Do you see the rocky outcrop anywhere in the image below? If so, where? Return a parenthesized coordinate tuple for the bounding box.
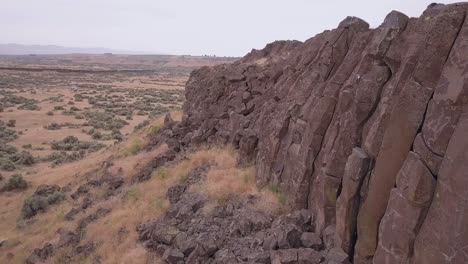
(138, 167, 349, 264)
(161, 2, 468, 263)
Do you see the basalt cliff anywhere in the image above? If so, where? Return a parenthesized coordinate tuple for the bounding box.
(156, 2, 468, 264)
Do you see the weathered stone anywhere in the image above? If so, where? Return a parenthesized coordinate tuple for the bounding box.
(300, 232, 323, 250)
(373, 152, 436, 263)
(355, 10, 464, 262)
(271, 248, 322, 264)
(412, 133, 443, 175)
(162, 248, 184, 264)
(327, 247, 350, 263)
(335, 148, 369, 254)
(412, 114, 468, 264)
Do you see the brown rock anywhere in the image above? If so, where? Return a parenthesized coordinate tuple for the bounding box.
(335, 148, 370, 254)
(412, 114, 468, 264)
(373, 152, 435, 263)
(162, 248, 185, 264)
(300, 232, 323, 250)
(271, 248, 322, 264)
(355, 10, 464, 262)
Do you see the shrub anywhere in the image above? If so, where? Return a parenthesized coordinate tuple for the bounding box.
(134, 120, 150, 131)
(83, 111, 128, 131)
(46, 111, 54, 116)
(92, 131, 103, 140)
(45, 123, 61, 130)
(18, 104, 40, 111)
(14, 151, 36, 166)
(54, 106, 65, 111)
(0, 159, 16, 171)
(151, 125, 161, 136)
(152, 167, 168, 180)
(1, 174, 27, 192)
(126, 139, 142, 156)
(7, 120, 16, 127)
(0, 121, 18, 142)
(70, 106, 81, 111)
(269, 185, 287, 206)
(22, 144, 32, 149)
(50, 136, 105, 153)
(41, 150, 87, 166)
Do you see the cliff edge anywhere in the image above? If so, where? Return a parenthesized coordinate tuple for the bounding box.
(166, 3, 468, 263)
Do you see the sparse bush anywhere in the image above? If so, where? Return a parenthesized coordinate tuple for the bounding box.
(92, 131, 103, 140)
(269, 185, 287, 206)
(134, 120, 150, 131)
(0, 120, 18, 142)
(21, 185, 65, 219)
(13, 151, 36, 166)
(18, 103, 40, 111)
(83, 111, 128, 131)
(46, 111, 54, 116)
(151, 125, 161, 136)
(45, 123, 61, 130)
(68, 101, 75, 105)
(152, 167, 168, 180)
(7, 120, 16, 127)
(1, 174, 27, 192)
(0, 159, 16, 171)
(50, 136, 105, 153)
(41, 150, 87, 166)
(54, 106, 65, 111)
(22, 144, 32, 149)
(70, 106, 81, 111)
(126, 139, 142, 156)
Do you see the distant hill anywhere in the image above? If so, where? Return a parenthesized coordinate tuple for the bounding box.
(0, 43, 151, 55)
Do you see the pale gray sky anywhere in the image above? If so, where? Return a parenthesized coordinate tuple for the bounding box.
(1, 0, 461, 56)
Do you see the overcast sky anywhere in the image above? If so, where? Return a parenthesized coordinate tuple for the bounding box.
(2, 0, 461, 56)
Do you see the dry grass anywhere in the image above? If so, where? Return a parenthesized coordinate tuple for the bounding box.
(0, 111, 280, 264)
(0, 114, 174, 263)
(81, 145, 283, 264)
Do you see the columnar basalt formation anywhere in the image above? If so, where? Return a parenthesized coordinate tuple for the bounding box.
(176, 3, 468, 263)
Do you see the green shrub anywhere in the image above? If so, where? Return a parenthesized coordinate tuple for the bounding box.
(126, 139, 142, 156)
(151, 125, 161, 136)
(1, 174, 27, 192)
(134, 120, 150, 131)
(269, 185, 287, 206)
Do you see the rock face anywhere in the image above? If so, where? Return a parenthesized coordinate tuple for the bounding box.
(164, 3, 468, 263)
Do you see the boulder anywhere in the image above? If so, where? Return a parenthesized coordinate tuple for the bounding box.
(300, 232, 323, 250)
(162, 248, 185, 264)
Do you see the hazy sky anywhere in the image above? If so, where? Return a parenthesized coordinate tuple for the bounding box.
(2, 0, 461, 56)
